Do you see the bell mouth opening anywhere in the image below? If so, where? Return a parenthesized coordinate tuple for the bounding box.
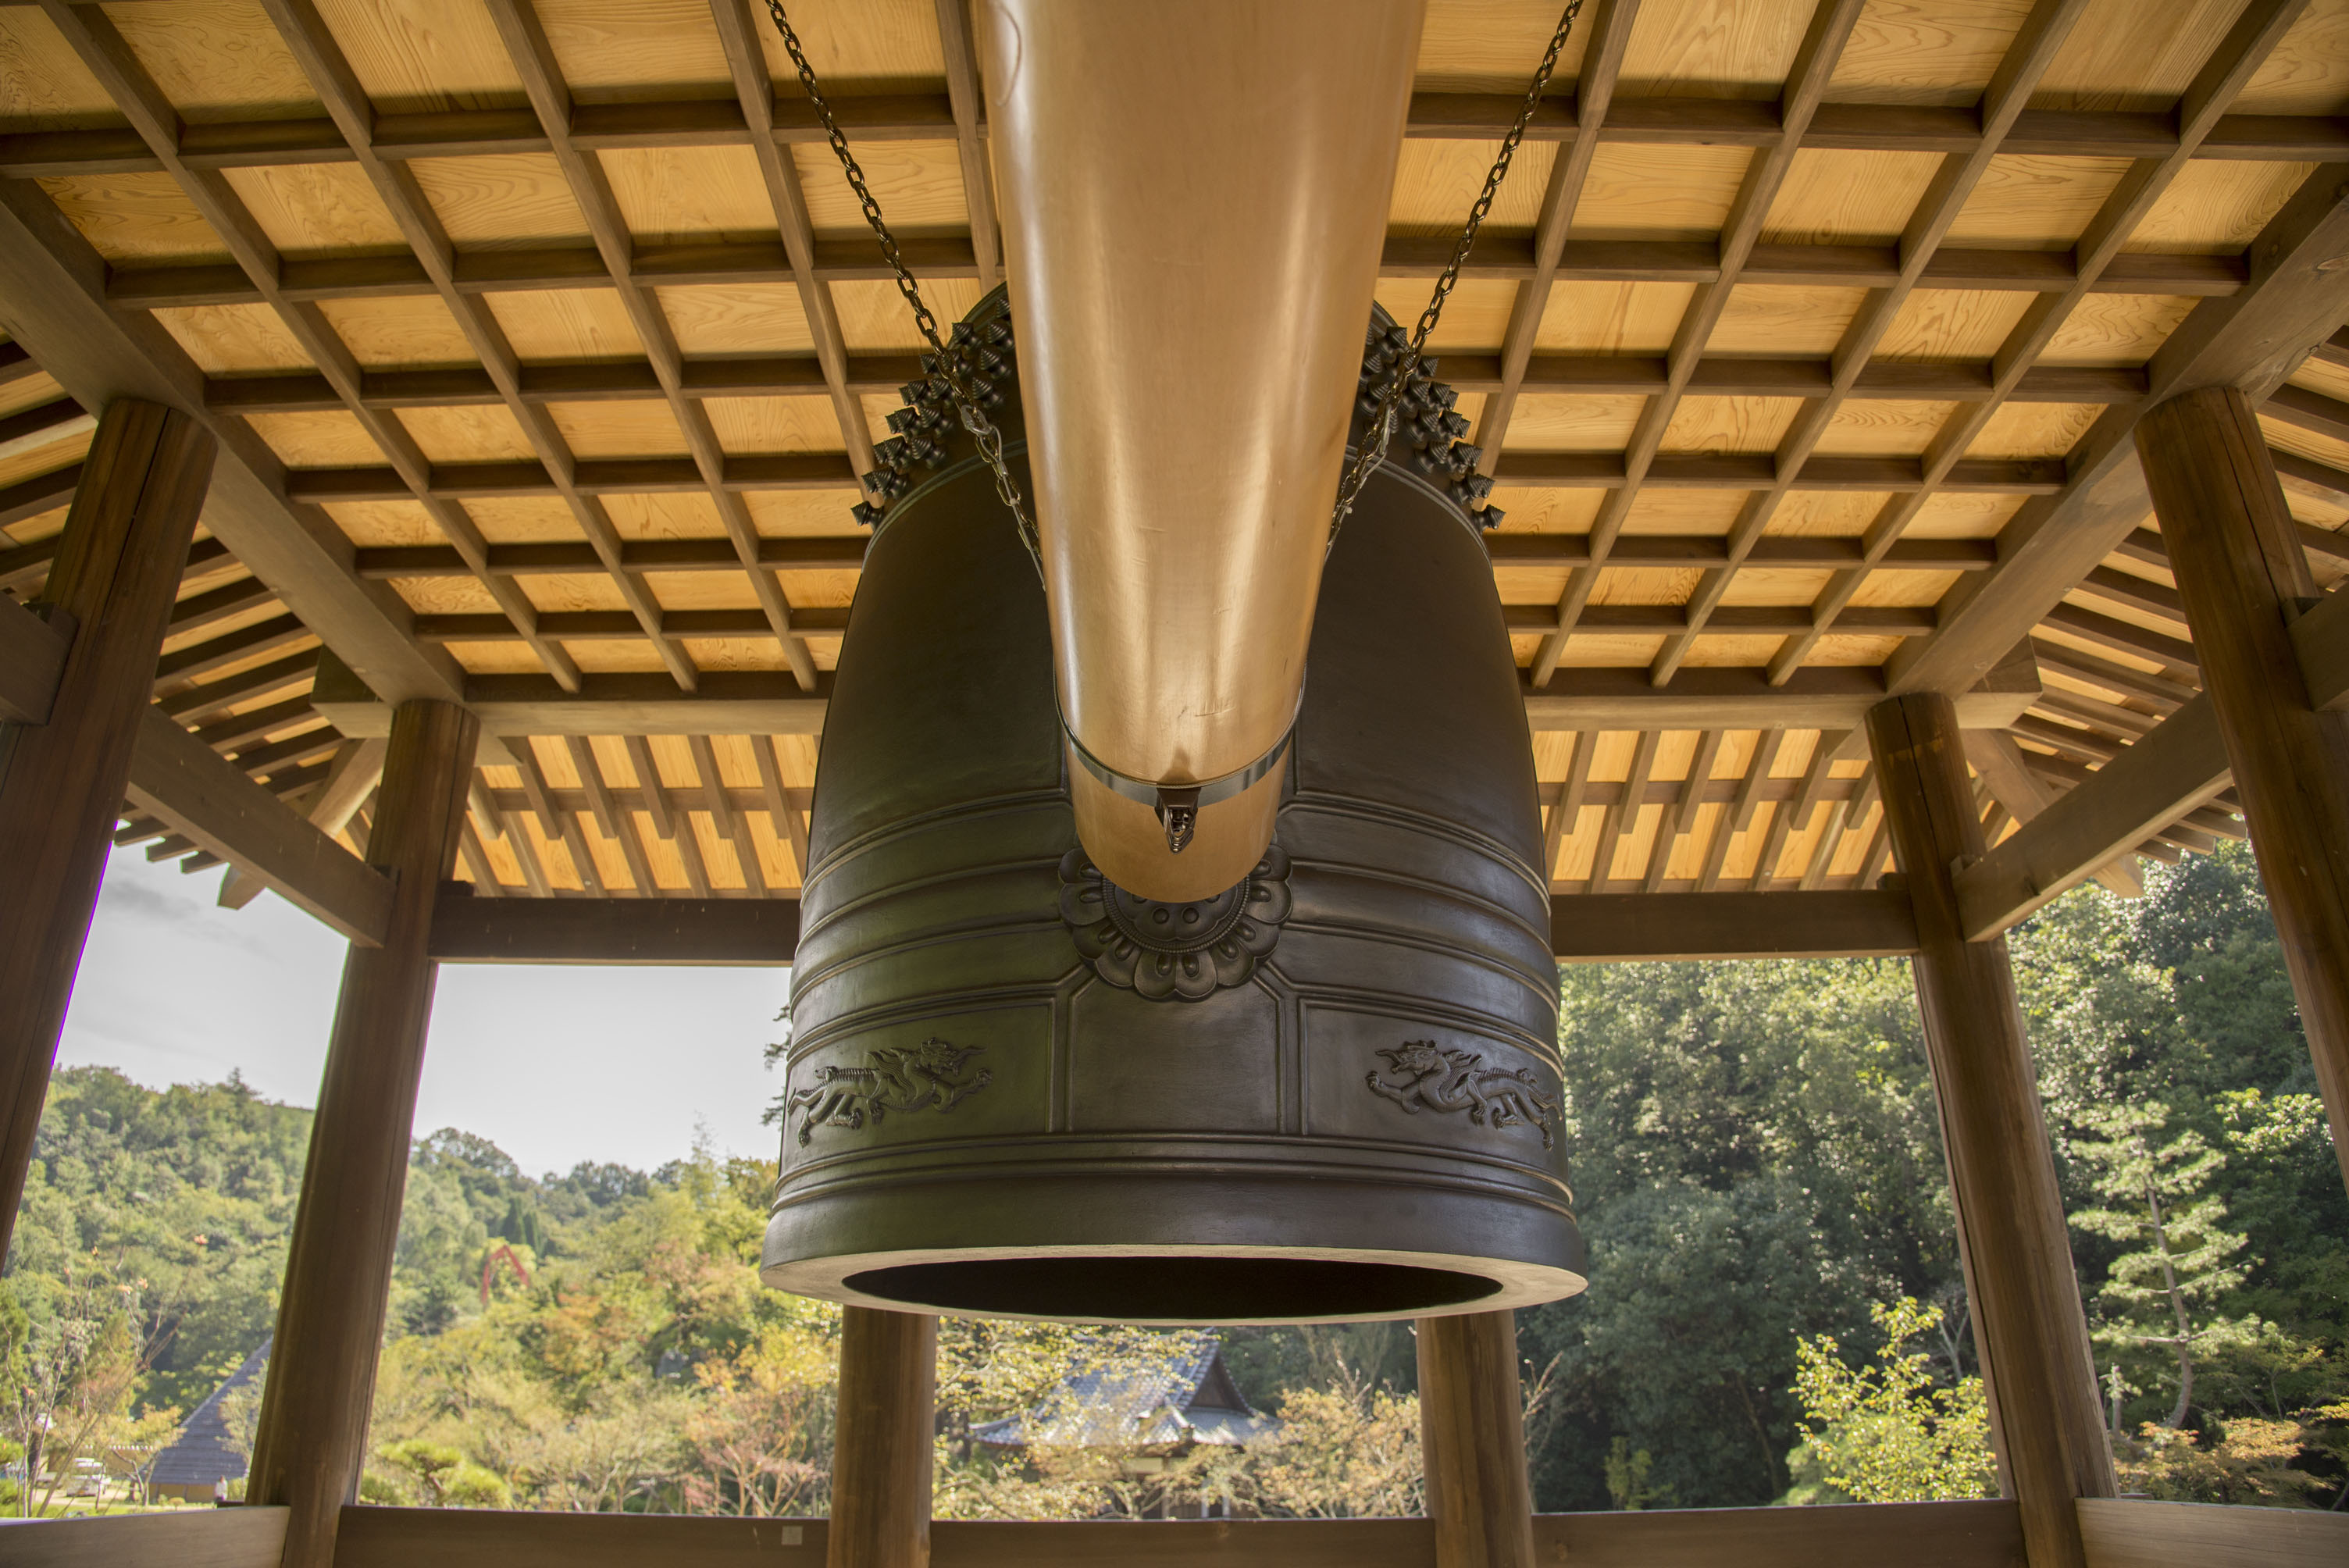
(844, 1256, 1501, 1322)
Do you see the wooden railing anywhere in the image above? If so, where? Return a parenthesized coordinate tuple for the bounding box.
(2, 1495, 2340, 1567)
(2077, 1498, 2349, 1568)
(0, 1504, 287, 1567)
(330, 1502, 2025, 1566)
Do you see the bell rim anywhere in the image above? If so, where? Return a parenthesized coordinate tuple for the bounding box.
(759, 1241, 1588, 1326)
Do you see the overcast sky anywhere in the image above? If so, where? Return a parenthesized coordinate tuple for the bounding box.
(56, 846, 790, 1178)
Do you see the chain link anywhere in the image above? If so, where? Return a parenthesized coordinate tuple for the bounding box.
(764, 0, 1044, 579)
(1329, 0, 1584, 551)
(767, 0, 1580, 571)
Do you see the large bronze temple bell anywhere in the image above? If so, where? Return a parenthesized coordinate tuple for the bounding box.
(761, 296, 1584, 1324)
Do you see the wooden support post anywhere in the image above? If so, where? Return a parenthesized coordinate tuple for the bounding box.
(245, 699, 479, 1568)
(829, 1306, 935, 1568)
(1867, 693, 2116, 1568)
(2137, 387, 2349, 1195)
(1417, 1309, 1535, 1568)
(0, 399, 213, 1256)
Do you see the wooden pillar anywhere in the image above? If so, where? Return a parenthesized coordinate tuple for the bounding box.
(1868, 693, 2115, 1568)
(2137, 386, 2349, 1196)
(0, 400, 214, 1256)
(829, 1306, 935, 1568)
(246, 699, 479, 1568)
(1417, 1309, 1535, 1568)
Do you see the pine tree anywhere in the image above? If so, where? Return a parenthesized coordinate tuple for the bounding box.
(2069, 1105, 2251, 1430)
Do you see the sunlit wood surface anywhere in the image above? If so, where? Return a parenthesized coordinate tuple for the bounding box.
(6, 0, 2349, 905)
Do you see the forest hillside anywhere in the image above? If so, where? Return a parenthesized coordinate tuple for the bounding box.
(2, 843, 2342, 1516)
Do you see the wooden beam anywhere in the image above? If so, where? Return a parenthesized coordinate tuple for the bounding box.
(829, 1307, 935, 1568)
(0, 1506, 290, 1568)
(1891, 161, 2349, 699)
(0, 178, 465, 707)
(2075, 1498, 2349, 1568)
(312, 655, 2037, 741)
(1419, 1310, 1537, 1568)
(1962, 730, 2143, 899)
(90, 235, 2247, 309)
(0, 398, 214, 1263)
(1525, 649, 2039, 732)
(125, 706, 393, 943)
(248, 700, 479, 1568)
(1766, 0, 2308, 682)
(1959, 700, 2231, 939)
(428, 890, 799, 963)
(7, 89, 2348, 172)
(310, 652, 833, 739)
(2140, 387, 2349, 1195)
(327, 1497, 2027, 1568)
(1552, 889, 1917, 960)
(0, 596, 69, 723)
(2291, 569, 2349, 709)
(1962, 576, 2349, 939)
(1869, 694, 2117, 1568)
(219, 735, 385, 910)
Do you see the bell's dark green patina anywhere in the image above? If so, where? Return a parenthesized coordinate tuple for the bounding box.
(761, 294, 1584, 1324)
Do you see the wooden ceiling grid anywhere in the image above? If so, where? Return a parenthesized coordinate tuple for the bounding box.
(3, 0, 2348, 903)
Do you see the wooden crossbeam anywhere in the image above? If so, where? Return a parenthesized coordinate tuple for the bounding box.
(9, 91, 2345, 175)
(34, 0, 586, 693)
(257, 0, 701, 692)
(1959, 585, 2349, 935)
(0, 180, 464, 710)
(1559, 889, 1919, 961)
(97, 239, 2247, 311)
(265, 451, 2063, 503)
(1959, 697, 2231, 938)
(481, 0, 822, 688)
(1766, 0, 2309, 683)
(422, 886, 1915, 965)
(347, 532, 1990, 581)
(312, 652, 2037, 742)
(198, 355, 2146, 414)
(0, 598, 69, 725)
(1530, 0, 1874, 679)
(123, 705, 393, 943)
(428, 890, 800, 963)
(1892, 160, 2349, 699)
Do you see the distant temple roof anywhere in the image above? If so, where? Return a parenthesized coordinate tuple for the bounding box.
(973, 1333, 1278, 1449)
(151, 1340, 268, 1488)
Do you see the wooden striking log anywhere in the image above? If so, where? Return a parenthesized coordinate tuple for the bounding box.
(1867, 693, 2116, 1568)
(829, 1307, 936, 1568)
(245, 699, 479, 1568)
(0, 398, 214, 1260)
(1417, 1310, 1536, 1568)
(2137, 387, 2349, 1193)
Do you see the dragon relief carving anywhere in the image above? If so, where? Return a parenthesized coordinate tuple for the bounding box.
(1367, 1041, 1559, 1148)
(788, 1037, 991, 1146)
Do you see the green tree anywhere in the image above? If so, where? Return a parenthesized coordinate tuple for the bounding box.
(1785, 1297, 1994, 1504)
(2069, 1105, 2251, 1430)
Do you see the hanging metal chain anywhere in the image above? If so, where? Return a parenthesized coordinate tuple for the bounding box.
(764, 0, 1044, 579)
(1328, 0, 1584, 551)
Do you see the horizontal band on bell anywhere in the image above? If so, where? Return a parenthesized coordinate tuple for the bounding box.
(1057, 704, 1297, 812)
